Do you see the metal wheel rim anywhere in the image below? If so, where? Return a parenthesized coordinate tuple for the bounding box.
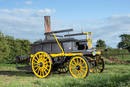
(32, 52, 52, 78)
(69, 56, 88, 78)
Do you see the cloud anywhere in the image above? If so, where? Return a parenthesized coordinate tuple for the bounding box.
(86, 15, 130, 47)
(0, 9, 11, 13)
(0, 8, 129, 48)
(25, 1, 32, 5)
(36, 8, 56, 16)
(61, 15, 130, 48)
(0, 8, 56, 17)
(0, 14, 43, 41)
(0, 8, 56, 42)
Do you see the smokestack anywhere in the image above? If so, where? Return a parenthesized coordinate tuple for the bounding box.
(44, 16, 51, 33)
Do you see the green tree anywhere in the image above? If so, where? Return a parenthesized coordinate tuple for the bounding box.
(118, 34, 130, 52)
(5, 36, 19, 63)
(5, 37, 31, 63)
(0, 32, 10, 63)
(96, 39, 106, 49)
(0, 32, 31, 63)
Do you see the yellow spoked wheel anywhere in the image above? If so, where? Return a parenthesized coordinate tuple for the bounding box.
(32, 52, 52, 78)
(90, 57, 105, 73)
(69, 56, 89, 78)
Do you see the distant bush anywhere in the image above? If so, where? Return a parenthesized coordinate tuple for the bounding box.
(104, 48, 129, 54)
(102, 48, 129, 58)
(0, 32, 31, 64)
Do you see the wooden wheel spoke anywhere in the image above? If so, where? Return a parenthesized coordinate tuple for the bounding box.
(33, 62, 38, 65)
(44, 69, 48, 75)
(34, 66, 39, 70)
(42, 69, 44, 76)
(34, 58, 38, 62)
(36, 55, 39, 59)
(77, 71, 81, 78)
(71, 68, 77, 71)
(37, 68, 40, 74)
(45, 64, 50, 68)
(38, 54, 42, 59)
(71, 62, 76, 66)
(75, 70, 79, 75)
(77, 58, 79, 64)
(44, 67, 49, 71)
(71, 70, 76, 74)
(72, 60, 77, 65)
(79, 60, 84, 66)
(81, 62, 85, 66)
(79, 59, 82, 64)
(44, 61, 49, 64)
(70, 65, 76, 69)
(42, 58, 47, 62)
(80, 70, 84, 76)
(81, 64, 87, 68)
(33, 64, 39, 67)
(39, 69, 42, 76)
(34, 67, 39, 72)
(81, 68, 86, 72)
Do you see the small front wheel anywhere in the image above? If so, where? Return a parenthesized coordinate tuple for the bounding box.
(69, 55, 89, 78)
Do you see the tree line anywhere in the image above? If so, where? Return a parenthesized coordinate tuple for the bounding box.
(96, 34, 130, 52)
(0, 32, 31, 63)
(96, 34, 130, 57)
(0, 31, 129, 63)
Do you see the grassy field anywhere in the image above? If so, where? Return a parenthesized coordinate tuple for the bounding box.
(114, 55, 130, 61)
(0, 64, 130, 87)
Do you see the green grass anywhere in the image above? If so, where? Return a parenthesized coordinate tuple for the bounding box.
(0, 64, 130, 87)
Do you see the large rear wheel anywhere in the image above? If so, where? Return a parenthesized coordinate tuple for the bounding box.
(32, 52, 52, 78)
(69, 55, 89, 78)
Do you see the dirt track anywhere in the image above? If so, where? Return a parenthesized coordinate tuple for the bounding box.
(104, 57, 130, 64)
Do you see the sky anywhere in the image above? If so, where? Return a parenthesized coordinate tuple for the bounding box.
(0, 0, 130, 48)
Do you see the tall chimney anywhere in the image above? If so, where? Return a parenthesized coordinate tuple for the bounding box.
(44, 16, 51, 33)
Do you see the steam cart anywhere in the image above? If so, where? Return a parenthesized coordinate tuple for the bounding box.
(16, 16, 104, 79)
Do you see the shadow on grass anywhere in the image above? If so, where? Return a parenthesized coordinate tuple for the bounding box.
(0, 70, 34, 77)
